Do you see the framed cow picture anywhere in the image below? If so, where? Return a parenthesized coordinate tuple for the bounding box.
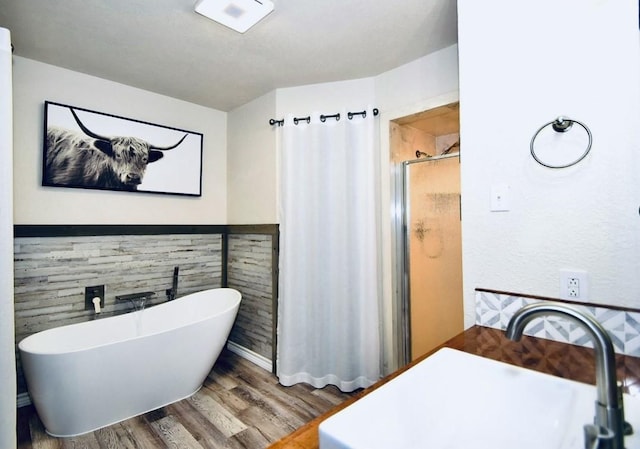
(42, 101, 203, 196)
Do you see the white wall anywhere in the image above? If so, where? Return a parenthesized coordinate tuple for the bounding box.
(276, 77, 376, 117)
(375, 45, 459, 113)
(227, 77, 376, 224)
(227, 90, 277, 224)
(0, 27, 16, 449)
(13, 57, 227, 224)
(458, 0, 640, 327)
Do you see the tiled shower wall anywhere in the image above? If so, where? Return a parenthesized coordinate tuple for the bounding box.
(13, 227, 277, 397)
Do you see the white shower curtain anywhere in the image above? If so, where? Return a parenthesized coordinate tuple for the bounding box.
(277, 108, 381, 392)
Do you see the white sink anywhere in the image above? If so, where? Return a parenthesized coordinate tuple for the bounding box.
(319, 348, 640, 449)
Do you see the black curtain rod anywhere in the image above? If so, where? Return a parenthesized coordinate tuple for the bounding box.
(269, 108, 379, 126)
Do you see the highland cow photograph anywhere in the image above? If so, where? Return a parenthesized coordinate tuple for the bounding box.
(42, 101, 203, 196)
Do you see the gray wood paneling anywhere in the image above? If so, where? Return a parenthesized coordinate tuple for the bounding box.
(227, 235, 274, 361)
(13, 226, 280, 397)
(14, 233, 223, 394)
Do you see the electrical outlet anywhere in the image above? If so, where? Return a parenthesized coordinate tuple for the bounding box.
(567, 277, 580, 297)
(567, 278, 579, 288)
(567, 285, 579, 298)
(560, 270, 588, 301)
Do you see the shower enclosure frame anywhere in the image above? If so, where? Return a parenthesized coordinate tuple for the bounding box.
(393, 152, 460, 366)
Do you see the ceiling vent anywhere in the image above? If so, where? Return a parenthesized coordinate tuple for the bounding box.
(194, 0, 274, 33)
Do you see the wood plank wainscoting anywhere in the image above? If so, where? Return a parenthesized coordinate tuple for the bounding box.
(14, 224, 292, 447)
(14, 224, 279, 404)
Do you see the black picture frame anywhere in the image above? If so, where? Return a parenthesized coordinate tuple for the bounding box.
(42, 101, 203, 197)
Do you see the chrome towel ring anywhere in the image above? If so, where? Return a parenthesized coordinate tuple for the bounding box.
(530, 116, 592, 169)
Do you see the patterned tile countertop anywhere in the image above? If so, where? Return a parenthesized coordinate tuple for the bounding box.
(447, 326, 640, 396)
(268, 326, 640, 449)
(476, 291, 640, 357)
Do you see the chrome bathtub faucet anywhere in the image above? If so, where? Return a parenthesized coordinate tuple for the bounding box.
(505, 302, 632, 449)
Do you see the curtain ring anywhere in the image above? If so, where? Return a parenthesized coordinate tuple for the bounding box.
(320, 113, 340, 123)
(293, 116, 311, 125)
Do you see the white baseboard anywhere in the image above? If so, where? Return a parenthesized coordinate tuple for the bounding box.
(17, 392, 31, 408)
(226, 341, 273, 372)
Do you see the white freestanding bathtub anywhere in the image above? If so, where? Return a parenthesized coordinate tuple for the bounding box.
(18, 288, 241, 437)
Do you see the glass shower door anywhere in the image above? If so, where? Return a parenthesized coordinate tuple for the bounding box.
(404, 154, 463, 361)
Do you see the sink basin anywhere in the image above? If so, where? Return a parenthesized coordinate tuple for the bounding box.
(319, 348, 640, 449)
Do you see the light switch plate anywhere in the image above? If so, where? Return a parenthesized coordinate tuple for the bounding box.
(491, 184, 510, 211)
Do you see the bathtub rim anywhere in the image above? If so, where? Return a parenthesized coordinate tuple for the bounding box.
(18, 287, 241, 356)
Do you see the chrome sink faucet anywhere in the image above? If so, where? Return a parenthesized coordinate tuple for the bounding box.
(506, 302, 631, 449)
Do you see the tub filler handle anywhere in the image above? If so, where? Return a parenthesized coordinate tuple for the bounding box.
(92, 297, 101, 314)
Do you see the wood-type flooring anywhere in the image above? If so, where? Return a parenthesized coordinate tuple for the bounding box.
(17, 349, 357, 449)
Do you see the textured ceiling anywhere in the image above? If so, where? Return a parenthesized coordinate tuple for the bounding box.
(0, 0, 458, 112)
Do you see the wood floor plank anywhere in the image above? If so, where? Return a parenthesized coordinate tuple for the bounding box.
(267, 383, 326, 415)
(233, 383, 307, 430)
(284, 384, 344, 417)
(118, 415, 167, 449)
(149, 416, 206, 449)
(237, 406, 296, 443)
(311, 385, 354, 407)
(29, 413, 63, 449)
(60, 432, 101, 449)
(166, 399, 230, 449)
(189, 389, 249, 438)
(210, 369, 240, 390)
(201, 382, 251, 415)
(237, 378, 320, 424)
(209, 357, 240, 381)
(93, 425, 130, 449)
(230, 427, 271, 449)
(19, 349, 356, 449)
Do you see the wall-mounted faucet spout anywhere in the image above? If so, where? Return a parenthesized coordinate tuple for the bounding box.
(506, 302, 630, 449)
(115, 291, 155, 311)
